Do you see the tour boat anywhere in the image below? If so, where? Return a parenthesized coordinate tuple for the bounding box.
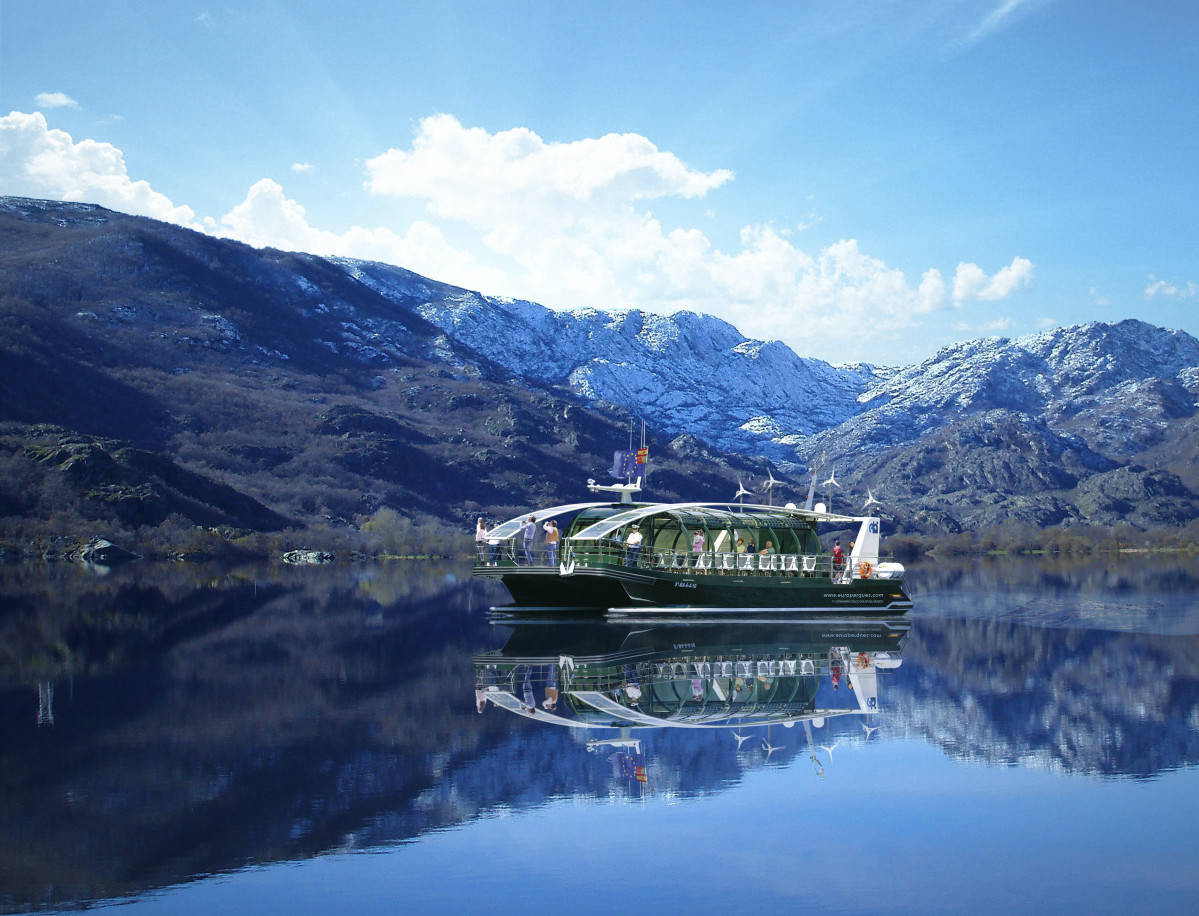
(473, 454, 913, 614)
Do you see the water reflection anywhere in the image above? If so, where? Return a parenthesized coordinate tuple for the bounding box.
(475, 616, 909, 782)
(0, 558, 1196, 912)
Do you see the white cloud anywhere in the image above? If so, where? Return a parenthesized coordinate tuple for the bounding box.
(1088, 286, 1110, 306)
(952, 257, 1033, 302)
(0, 110, 1036, 360)
(213, 178, 509, 293)
(1144, 274, 1197, 299)
(291, 162, 314, 174)
(0, 111, 197, 225)
(35, 92, 80, 110)
(967, 0, 1051, 44)
(360, 115, 1033, 351)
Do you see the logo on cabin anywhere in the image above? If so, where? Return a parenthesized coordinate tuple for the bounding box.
(869, 520, 879, 533)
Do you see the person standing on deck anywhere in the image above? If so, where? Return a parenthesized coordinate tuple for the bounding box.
(625, 525, 643, 566)
(520, 515, 536, 565)
(475, 518, 488, 563)
(832, 538, 844, 581)
(543, 519, 559, 565)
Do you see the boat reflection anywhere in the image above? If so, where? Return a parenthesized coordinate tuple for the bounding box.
(475, 615, 908, 773)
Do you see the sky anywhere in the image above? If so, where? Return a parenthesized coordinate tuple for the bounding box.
(1, 1, 1196, 365)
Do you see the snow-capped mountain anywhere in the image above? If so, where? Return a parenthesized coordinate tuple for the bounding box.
(337, 257, 884, 460)
(337, 257, 1199, 475)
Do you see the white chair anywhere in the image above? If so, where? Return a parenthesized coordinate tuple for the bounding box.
(781, 659, 796, 675)
(694, 661, 711, 678)
(800, 659, 816, 675)
(736, 660, 753, 678)
(718, 553, 736, 572)
(696, 553, 712, 572)
(672, 553, 688, 570)
(737, 553, 755, 572)
(782, 554, 799, 575)
(802, 555, 817, 574)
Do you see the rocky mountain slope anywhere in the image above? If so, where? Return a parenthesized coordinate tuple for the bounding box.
(1, 195, 1196, 548)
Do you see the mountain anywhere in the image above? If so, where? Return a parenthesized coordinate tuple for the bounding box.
(0, 197, 769, 555)
(0, 195, 1196, 552)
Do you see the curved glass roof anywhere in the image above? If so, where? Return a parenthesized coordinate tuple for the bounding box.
(569, 502, 860, 541)
(484, 502, 611, 540)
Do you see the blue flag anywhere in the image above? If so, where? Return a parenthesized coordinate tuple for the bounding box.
(609, 449, 636, 478)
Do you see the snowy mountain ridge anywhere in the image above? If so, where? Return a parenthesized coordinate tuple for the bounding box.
(336, 258, 1199, 477)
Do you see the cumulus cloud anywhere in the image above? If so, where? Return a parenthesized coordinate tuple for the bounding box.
(213, 178, 510, 293)
(291, 162, 314, 174)
(357, 115, 1034, 350)
(0, 110, 1035, 358)
(0, 111, 196, 225)
(35, 92, 80, 110)
(952, 256, 1033, 302)
(1144, 274, 1197, 299)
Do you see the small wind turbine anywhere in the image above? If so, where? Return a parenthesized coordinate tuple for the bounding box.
(863, 487, 882, 510)
(819, 738, 843, 761)
(822, 468, 841, 513)
(732, 728, 753, 750)
(861, 720, 880, 740)
(734, 479, 754, 507)
(761, 725, 784, 760)
(762, 468, 780, 507)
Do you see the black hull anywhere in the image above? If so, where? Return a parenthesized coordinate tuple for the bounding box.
(476, 563, 913, 613)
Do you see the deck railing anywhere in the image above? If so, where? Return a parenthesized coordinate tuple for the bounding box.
(476, 538, 900, 582)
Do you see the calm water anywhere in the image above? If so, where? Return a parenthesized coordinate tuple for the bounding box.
(1, 555, 1196, 914)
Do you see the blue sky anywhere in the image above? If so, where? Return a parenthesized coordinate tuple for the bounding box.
(2, 0, 1196, 364)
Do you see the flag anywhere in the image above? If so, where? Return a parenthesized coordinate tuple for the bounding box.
(609, 449, 636, 478)
(609, 447, 649, 480)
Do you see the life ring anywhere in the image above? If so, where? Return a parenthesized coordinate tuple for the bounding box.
(856, 653, 870, 669)
(858, 561, 873, 579)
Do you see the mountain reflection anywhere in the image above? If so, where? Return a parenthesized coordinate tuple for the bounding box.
(0, 559, 1196, 911)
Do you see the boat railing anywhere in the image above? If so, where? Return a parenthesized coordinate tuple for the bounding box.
(474, 537, 902, 582)
(477, 651, 858, 694)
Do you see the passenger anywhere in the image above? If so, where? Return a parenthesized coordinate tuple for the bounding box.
(475, 517, 488, 563)
(735, 537, 746, 554)
(520, 515, 536, 565)
(543, 519, 559, 565)
(521, 666, 537, 713)
(543, 665, 559, 711)
(692, 529, 705, 552)
(759, 540, 776, 556)
(625, 524, 643, 566)
(832, 538, 844, 581)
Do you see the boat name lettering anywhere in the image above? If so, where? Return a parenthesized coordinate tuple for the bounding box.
(674, 581, 698, 589)
(673, 643, 696, 650)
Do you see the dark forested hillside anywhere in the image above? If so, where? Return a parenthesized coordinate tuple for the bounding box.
(0, 198, 766, 557)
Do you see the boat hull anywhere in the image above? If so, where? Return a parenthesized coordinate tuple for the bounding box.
(477, 563, 913, 613)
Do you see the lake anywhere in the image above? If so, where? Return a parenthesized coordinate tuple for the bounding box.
(1, 554, 1196, 914)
